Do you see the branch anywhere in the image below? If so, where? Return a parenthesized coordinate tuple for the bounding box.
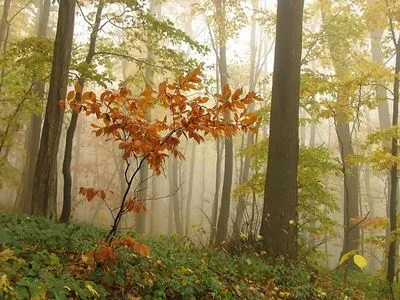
(77, 0, 94, 30)
(301, 8, 343, 66)
(384, 0, 398, 48)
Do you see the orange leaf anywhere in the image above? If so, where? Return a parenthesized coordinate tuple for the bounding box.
(67, 91, 75, 101)
(222, 84, 231, 99)
(234, 101, 245, 109)
(86, 189, 95, 201)
(232, 88, 243, 101)
(197, 97, 208, 104)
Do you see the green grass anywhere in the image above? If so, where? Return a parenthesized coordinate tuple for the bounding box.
(0, 211, 393, 299)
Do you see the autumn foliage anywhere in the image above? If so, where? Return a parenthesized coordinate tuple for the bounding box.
(62, 67, 261, 248)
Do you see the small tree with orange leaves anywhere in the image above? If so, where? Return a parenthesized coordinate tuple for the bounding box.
(63, 67, 260, 247)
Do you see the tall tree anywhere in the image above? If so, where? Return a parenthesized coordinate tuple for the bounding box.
(385, 0, 400, 293)
(319, 0, 360, 259)
(260, 0, 304, 258)
(61, 0, 105, 223)
(234, 0, 258, 237)
(32, 0, 76, 217)
(18, 0, 51, 214)
(215, 0, 232, 245)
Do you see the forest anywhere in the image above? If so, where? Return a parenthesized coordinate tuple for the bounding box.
(0, 0, 400, 299)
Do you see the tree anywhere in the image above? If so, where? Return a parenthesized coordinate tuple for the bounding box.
(18, 0, 51, 214)
(32, 0, 76, 217)
(0, 0, 11, 52)
(66, 68, 259, 242)
(318, 0, 361, 260)
(260, 0, 304, 258)
(60, 0, 105, 223)
(214, 0, 233, 246)
(234, 0, 259, 238)
(384, 0, 400, 294)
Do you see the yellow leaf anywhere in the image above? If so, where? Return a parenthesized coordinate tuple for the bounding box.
(0, 248, 14, 262)
(86, 284, 100, 297)
(353, 254, 367, 270)
(338, 250, 357, 265)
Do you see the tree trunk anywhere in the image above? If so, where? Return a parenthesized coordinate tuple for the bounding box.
(387, 36, 400, 296)
(336, 121, 360, 257)
(172, 156, 183, 237)
(32, 0, 76, 217)
(320, 0, 361, 259)
(0, 0, 11, 52)
(209, 139, 222, 245)
(16, 0, 51, 214)
(60, 0, 104, 223)
(215, 0, 233, 245)
(259, 0, 304, 259)
(234, 0, 258, 238)
(309, 122, 316, 147)
(185, 142, 196, 235)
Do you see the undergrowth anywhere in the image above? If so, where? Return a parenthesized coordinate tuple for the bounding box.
(0, 212, 393, 299)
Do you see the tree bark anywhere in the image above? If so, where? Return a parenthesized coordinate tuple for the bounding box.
(32, 0, 76, 217)
(260, 0, 304, 259)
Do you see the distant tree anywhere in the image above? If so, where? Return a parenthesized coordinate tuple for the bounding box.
(0, 0, 11, 52)
(260, 0, 304, 258)
(215, 0, 233, 246)
(17, 0, 51, 214)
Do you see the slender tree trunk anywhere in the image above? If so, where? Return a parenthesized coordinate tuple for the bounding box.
(320, 0, 361, 259)
(260, 0, 304, 259)
(185, 142, 196, 235)
(215, 0, 233, 245)
(387, 36, 400, 297)
(60, 0, 104, 223)
(234, 0, 258, 238)
(336, 120, 360, 258)
(135, 0, 160, 234)
(32, 0, 76, 217)
(0, 0, 11, 52)
(309, 122, 316, 147)
(209, 139, 222, 245)
(172, 156, 183, 237)
(16, 0, 51, 214)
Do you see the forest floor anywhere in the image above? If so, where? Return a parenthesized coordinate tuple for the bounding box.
(0, 211, 394, 299)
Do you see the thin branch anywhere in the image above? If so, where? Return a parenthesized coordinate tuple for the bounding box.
(77, 0, 94, 29)
(301, 8, 343, 66)
(384, 0, 398, 48)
